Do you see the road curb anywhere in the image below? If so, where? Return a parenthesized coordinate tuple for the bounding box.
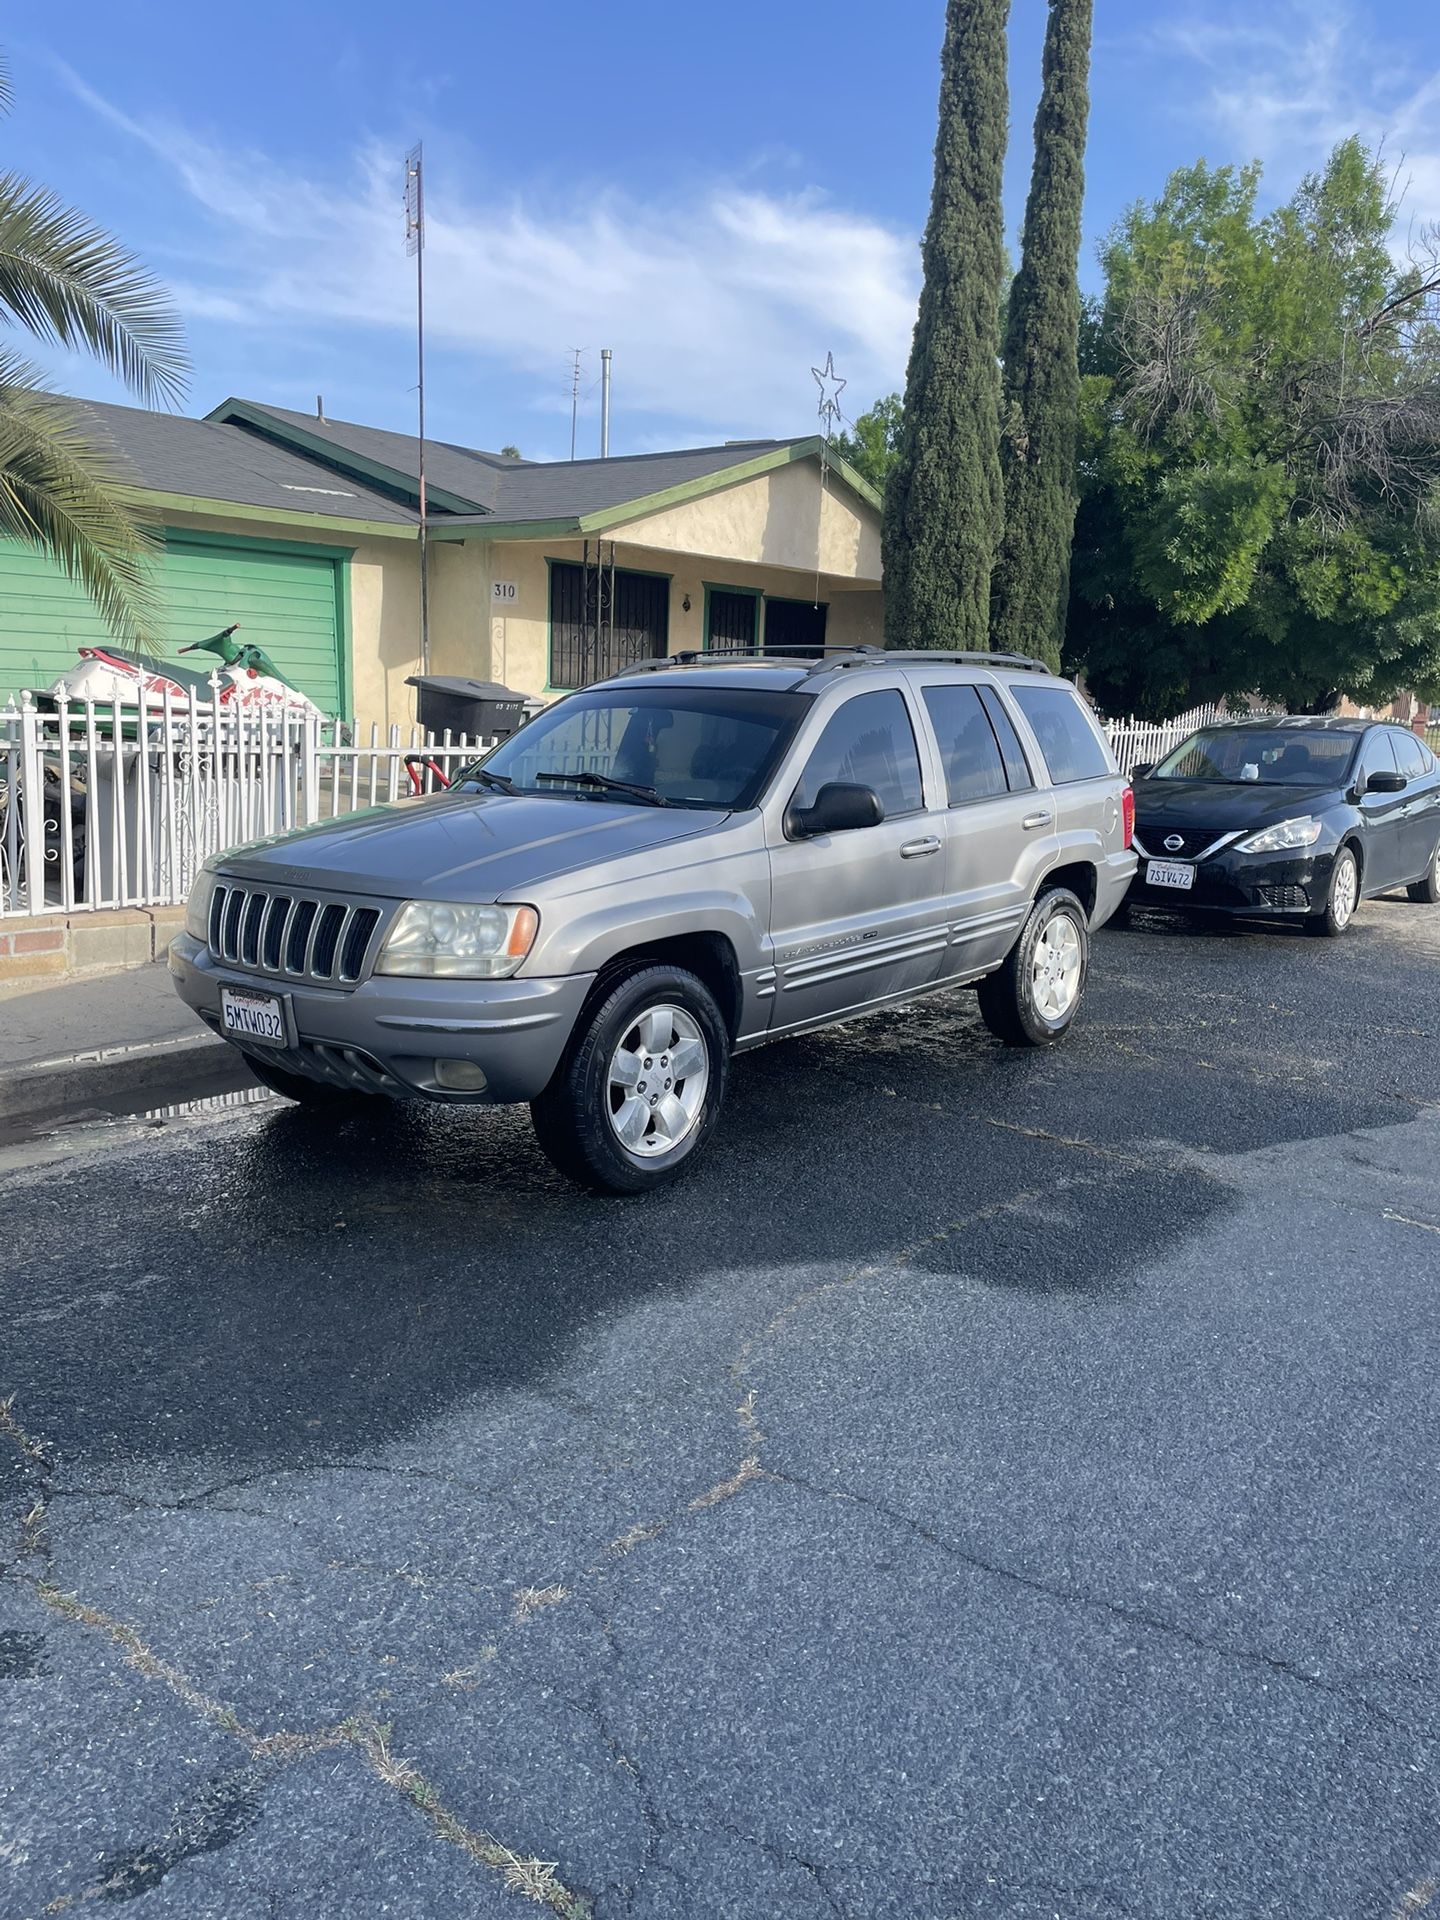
(0, 1031, 234, 1122)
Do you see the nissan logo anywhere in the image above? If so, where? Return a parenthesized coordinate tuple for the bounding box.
(1164, 834, 1185, 852)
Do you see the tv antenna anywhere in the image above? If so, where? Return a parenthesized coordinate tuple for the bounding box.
(568, 349, 584, 461)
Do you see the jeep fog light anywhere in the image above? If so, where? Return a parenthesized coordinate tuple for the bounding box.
(435, 1059, 488, 1091)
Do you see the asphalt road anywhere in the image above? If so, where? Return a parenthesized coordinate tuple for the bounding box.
(2, 895, 1439, 1920)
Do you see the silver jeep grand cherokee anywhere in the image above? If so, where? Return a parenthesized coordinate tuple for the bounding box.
(171, 649, 1136, 1192)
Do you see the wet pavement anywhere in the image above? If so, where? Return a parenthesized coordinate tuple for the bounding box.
(2, 897, 1439, 1919)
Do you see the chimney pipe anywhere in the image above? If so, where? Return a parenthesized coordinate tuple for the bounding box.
(316, 394, 326, 422)
(600, 348, 612, 458)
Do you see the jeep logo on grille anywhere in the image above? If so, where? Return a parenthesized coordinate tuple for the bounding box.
(1164, 834, 1185, 852)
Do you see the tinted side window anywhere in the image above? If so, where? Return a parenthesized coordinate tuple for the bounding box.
(1361, 731, 1398, 779)
(1391, 730, 1426, 779)
(978, 687, 1034, 792)
(922, 685, 1007, 804)
(1010, 685, 1112, 784)
(792, 690, 924, 818)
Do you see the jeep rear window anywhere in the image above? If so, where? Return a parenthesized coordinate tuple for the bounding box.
(468, 685, 809, 810)
(1010, 685, 1113, 784)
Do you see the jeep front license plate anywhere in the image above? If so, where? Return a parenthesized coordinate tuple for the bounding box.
(1147, 859, 1195, 891)
(220, 985, 287, 1045)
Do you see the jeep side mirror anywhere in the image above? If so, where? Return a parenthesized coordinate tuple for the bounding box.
(1365, 769, 1407, 794)
(787, 781, 885, 838)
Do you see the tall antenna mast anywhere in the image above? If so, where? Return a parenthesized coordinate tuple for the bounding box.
(568, 349, 583, 461)
(405, 142, 429, 674)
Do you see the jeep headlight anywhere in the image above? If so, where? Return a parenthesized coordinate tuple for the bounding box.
(1236, 817, 1324, 854)
(185, 866, 218, 941)
(376, 901, 539, 979)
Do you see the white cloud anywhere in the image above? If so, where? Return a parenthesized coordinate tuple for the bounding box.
(1141, 1, 1440, 229)
(58, 65, 918, 445)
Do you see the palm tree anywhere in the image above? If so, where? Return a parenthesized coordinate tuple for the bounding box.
(0, 55, 187, 646)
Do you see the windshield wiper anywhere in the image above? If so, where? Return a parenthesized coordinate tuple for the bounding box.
(535, 770, 673, 807)
(456, 767, 515, 792)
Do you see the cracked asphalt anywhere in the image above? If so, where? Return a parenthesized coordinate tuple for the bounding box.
(2, 894, 1439, 1920)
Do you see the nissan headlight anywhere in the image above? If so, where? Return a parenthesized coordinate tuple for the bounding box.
(185, 866, 218, 940)
(1237, 817, 1323, 854)
(375, 901, 539, 978)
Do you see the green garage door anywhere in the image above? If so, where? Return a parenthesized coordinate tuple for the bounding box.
(0, 532, 349, 715)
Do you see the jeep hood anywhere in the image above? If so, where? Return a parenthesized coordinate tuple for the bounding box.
(215, 792, 718, 901)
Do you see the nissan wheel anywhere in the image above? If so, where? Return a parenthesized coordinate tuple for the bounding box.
(530, 964, 728, 1194)
(977, 886, 1090, 1047)
(1313, 844, 1360, 936)
(1406, 839, 1440, 906)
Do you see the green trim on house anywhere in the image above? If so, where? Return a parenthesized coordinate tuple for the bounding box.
(162, 527, 356, 562)
(207, 399, 484, 515)
(115, 485, 418, 541)
(428, 437, 884, 544)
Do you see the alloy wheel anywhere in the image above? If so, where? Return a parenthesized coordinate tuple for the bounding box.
(606, 1003, 709, 1157)
(1332, 853, 1358, 928)
(1031, 913, 1082, 1021)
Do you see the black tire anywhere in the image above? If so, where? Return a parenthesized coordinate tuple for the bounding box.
(977, 887, 1090, 1047)
(1312, 843, 1361, 937)
(1406, 839, 1440, 905)
(530, 964, 729, 1194)
(242, 1050, 376, 1107)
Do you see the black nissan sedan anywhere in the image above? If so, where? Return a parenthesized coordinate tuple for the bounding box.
(1127, 717, 1440, 934)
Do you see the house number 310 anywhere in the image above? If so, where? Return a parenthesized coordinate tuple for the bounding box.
(492, 580, 518, 602)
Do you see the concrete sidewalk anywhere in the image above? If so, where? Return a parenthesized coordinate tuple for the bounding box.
(0, 959, 229, 1121)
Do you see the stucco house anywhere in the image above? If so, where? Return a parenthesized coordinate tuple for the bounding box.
(0, 396, 884, 730)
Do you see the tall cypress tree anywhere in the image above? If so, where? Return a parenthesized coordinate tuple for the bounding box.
(882, 0, 1011, 651)
(991, 0, 1093, 668)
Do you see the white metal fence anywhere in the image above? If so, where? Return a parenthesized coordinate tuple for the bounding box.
(1103, 703, 1226, 776)
(1, 688, 494, 922)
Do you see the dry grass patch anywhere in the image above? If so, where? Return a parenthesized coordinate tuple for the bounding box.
(513, 1583, 570, 1623)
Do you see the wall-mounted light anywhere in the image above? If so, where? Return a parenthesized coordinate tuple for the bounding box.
(682, 593, 691, 613)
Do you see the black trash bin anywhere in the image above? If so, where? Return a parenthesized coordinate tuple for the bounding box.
(406, 675, 527, 741)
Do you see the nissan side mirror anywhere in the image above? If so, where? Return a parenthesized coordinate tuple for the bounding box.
(1365, 769, 1407, 794)
(1131, 762, 1154, 780)
(787, 781, 885, 838)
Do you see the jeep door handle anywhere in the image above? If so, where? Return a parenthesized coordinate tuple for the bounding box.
(1022, 810, 1054, 830)
(900, 835, 942, 858)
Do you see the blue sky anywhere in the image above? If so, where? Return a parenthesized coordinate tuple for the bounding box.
(10, 0, 1440, 461)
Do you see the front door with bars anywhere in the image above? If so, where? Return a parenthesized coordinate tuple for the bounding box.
(549, 546, 669, 688)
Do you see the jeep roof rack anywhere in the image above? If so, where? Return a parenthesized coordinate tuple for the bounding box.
(612, 645, 1053, 681)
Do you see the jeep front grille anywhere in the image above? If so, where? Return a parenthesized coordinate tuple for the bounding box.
(208, 882, 382, 986)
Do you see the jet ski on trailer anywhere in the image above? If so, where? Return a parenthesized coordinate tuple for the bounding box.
(38, 625, 328, 724)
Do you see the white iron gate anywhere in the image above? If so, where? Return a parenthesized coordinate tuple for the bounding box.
(1, 688, 493, 921)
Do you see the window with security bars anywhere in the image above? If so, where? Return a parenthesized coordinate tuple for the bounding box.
(548, 562, 669, 688)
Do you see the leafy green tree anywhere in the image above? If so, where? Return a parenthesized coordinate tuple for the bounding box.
(1068, 140, 1440, 715)
(832, 393, 903, 494)
(0, 56, 187, 645)
(991, 0, 1093, 669)
(883, 0, 1010, 650)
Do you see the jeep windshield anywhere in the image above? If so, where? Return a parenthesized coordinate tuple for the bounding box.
(455, 685, 809, 810)
(1151, 728, 1359, 785)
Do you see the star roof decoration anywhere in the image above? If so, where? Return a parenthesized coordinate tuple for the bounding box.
(811, 352, 847, 438)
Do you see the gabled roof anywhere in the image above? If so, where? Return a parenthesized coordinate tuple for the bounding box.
(69, 399, 419, 531)
(207, 397, 883, 535)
